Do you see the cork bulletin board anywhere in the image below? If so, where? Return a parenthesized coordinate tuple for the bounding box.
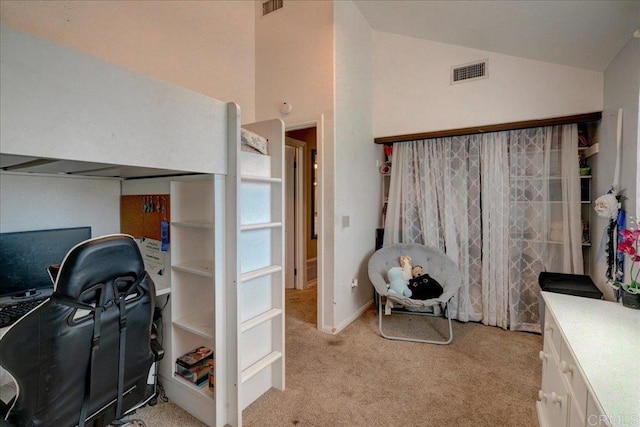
(120, 195, 170, 241)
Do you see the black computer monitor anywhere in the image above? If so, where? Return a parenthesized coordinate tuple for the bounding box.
(0, 227, 92, 299)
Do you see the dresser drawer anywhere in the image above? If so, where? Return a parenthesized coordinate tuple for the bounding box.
(539, 339, 569, 427)
(544, 307, 562, 356)
(560, 338, 588, 421)
(586, 392, 610, 426)
(539, 292, 640, 427)
(568, 394, 586, 427)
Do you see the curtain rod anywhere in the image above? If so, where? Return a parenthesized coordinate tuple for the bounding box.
(374, 111, 602, 145)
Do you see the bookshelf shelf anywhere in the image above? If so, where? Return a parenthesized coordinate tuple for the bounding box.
(155, 282, 172, 296)
(172, 220, 213, 229)
(173, 309, 214, 339)
(172, 260, 214, 278)
(172, 373, 215, 398)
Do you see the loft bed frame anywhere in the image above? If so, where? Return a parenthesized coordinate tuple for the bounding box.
(0, 24, 284, 427)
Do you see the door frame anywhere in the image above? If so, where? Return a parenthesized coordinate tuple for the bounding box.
(285, 138, 306, 290)
(286, 116, 323, 330)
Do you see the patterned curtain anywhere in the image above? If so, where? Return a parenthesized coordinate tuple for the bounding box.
(383, 125, 582, 332)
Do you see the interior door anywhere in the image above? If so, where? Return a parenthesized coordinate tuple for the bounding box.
(285, 145, 296, 289)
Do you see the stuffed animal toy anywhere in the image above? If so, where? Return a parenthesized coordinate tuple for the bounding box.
(387, 266, 412, 297)
(399, 255, 413, 281)
(411, 265, 424, 278)
(408, 266, 444, 300)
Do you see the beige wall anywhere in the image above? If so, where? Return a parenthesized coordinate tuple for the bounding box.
(373, 31, 604, 138)
(255, 1, 377, 333)
(0, 0, 256, 122)
(254, 1, 334, 124)
(333, 0, 376, 330)
(255, 0, 336, 331)
(592, 37, 640, 298)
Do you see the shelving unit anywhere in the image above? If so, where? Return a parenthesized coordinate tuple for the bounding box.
(578, 120, 600, 275)
(381, 172, 391, 228)
(0, 26, 286, 427)
(379, 145, 392, 230)
(165, 115, 284, 427)
(508, 124, 600, 275)
(168, 177, 217, 424)
(226, 117, 285, 425)
(165, 119, 284, 426)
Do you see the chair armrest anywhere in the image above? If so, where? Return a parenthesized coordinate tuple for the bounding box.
(435, 283, 461, 305)
(151, 338, 164, 362)
(0, 395, 16, 426)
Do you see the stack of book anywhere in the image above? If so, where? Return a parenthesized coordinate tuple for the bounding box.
(207, 358, 215, 393)
(175, 346, 214, 388)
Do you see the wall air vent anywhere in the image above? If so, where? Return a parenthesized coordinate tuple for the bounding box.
(262, 0, 283, 16)
(451, 60, 488, 84)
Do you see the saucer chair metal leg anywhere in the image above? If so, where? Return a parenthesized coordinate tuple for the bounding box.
(378, 298, 454, 345)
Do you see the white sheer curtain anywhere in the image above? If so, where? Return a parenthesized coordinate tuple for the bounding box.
(481, 132, 511, 329)
(384, 124, 582, 331)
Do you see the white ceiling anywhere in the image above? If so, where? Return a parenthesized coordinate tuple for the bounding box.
(353, 0, 640, 72)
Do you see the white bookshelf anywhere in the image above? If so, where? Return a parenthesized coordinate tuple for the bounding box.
(226, 117, 285, 425)
(168, 177, 217, 424)
(166, 113, 285, 427)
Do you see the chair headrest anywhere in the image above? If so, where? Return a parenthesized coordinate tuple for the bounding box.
(54, 234, 145, 300)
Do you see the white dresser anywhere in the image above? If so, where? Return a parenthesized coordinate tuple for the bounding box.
(537, 291, 640, 427)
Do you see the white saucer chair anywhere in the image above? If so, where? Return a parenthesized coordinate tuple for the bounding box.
(368, 243, 461, 344)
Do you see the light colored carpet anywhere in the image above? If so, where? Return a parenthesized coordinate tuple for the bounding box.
(129, 285, 543, 426)
(123, 400, 206, 427)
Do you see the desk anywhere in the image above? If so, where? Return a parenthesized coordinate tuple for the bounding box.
(537, 291, 640, 426)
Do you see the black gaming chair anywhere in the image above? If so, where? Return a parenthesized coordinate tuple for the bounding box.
(0, 234, 159, 427)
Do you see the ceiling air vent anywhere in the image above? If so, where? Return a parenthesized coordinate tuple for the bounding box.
(451, 60, 488, 84)
(262, 0, 283, 16)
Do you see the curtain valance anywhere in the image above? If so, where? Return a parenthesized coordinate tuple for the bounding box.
(374, 112, 601, 145)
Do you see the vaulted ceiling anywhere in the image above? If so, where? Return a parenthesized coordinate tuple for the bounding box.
(353, 0, 640, 72)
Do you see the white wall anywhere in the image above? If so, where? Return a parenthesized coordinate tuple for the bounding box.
(254, 1, 336, 331)
(254, 1, 334, 126)
(333, 2, 377, 330)
(1, 25, 229, 175)
(0, 0, 256, 123)
(373, 32, 604, 138)
(0, 173, 120, 236)
(255, 1, 377, 332)
(592, 37, 639, 298)
(0, 1, 254, 286)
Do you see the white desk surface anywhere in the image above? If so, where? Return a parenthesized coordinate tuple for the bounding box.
(542, 291, 640, 420)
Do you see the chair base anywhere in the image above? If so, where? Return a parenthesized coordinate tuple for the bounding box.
(378, 298, 454, 345)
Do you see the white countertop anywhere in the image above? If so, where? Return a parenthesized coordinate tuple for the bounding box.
(542, 291, 640, 419)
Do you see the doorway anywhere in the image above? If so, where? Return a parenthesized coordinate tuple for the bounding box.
(285, 141, 304, 290)
(284, 126, 318, 326)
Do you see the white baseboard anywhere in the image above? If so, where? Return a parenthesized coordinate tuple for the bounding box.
(330, 299, 373, 335)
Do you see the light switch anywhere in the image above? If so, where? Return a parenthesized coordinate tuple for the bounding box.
(342, 215, 350, 227)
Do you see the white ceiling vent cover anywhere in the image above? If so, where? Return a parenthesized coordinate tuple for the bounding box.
(451, 60, 488, 84)
(262, 0, 283, 16)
